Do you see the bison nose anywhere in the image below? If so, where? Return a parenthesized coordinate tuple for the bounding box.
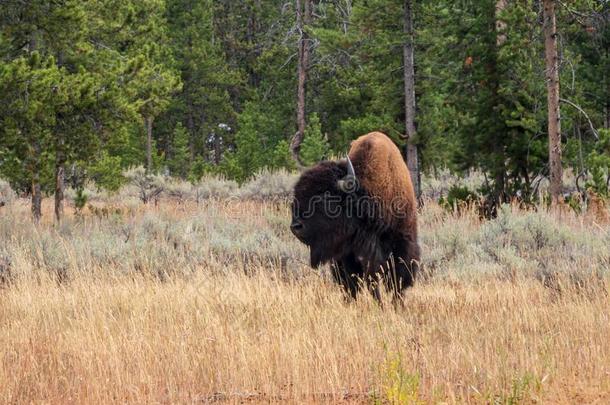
(290, 219, 304, 234)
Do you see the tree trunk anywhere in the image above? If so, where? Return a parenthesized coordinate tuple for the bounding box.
(31, 143, 42, 223)
(495, 0, 508, 46)
(290, 0, 312, 164)
(214, 133, 222, 165)
(32, 180, 42, 223)
(490, 0, 509, 202)
(403, 0, 420, 200)
(185, 87, 196, 163)
(604, 73, 610, 129)
(28, 34, 42, 223)
(146, 115, 154, 172)
(54, 147, 65, 224)
(187, 111, 196, 162)
(604, 47, 610, 129)
(543, 0, 563, 204)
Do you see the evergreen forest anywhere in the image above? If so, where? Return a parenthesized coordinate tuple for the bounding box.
(1, 0, 609, 219)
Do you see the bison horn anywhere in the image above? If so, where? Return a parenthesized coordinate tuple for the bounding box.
(337, 155, 358, 193)
(346, 155, 356, 177)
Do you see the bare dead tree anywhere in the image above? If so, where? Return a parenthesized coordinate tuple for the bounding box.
(290, 0, 313, 164)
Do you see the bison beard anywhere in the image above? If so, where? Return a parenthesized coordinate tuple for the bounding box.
(291, 132, 420, 301)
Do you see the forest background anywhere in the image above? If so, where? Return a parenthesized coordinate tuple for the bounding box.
(0, 0, 609, 221)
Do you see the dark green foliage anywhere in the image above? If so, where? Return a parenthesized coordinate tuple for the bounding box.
(164, 0, 239, 162)
(219, 102, 291, 182)
(166, 123, 190, 179)
(88, 152, 125, 192)
(188, 157, 214, 184)
(271, 141, 296, 171)
(585, 129, 610, 196)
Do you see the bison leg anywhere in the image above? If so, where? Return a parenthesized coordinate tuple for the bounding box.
(366, 275, 382, 303)
(388, 238, 420, 300)
(359, 260, 383, 303)
(331, 254, 363, 299)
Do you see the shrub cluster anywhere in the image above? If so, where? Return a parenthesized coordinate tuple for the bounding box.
(118, 167, 297, 204)
(420, 204, 609, 283)
(236, 169, 297, 201)
(0, 178, 16, 204)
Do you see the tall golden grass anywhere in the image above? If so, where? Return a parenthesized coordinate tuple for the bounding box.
(0, 198, 608, 403)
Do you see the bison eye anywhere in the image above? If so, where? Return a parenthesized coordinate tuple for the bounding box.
(290, 218, 305, 237)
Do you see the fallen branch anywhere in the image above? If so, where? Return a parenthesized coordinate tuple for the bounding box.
(559, 98, 599, 140)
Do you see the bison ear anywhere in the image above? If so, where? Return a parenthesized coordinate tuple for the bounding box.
(337, 155, 358, 193)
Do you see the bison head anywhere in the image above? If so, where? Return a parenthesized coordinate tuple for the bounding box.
(291, 157, 362, 268)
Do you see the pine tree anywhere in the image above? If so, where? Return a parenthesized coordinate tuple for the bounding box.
(166, 0, 239, 165)
(126, 45, 181, 173)
(1, 0, 135, 221)
(167, 123, 191, 178)
(300, 114, 330, 166)
(0, 54, 59, 221)
(312, 0, 407, 149)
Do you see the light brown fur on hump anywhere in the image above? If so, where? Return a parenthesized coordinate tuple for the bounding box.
(348, 132, 417, 233)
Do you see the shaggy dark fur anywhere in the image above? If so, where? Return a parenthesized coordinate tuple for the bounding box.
(291, 132, 420, 300)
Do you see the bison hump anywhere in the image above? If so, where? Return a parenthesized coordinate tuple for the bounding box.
(348, 132, 417, 231)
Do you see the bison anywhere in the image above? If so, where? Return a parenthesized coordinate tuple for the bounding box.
(291, 131, 420, 301)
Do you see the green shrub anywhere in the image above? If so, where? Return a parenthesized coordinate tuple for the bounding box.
(580, 129, 610, 198)
(439, 185, 478, 210)
(74, 188, 88, 214)
(188, 156, 215, 183)
(587, 166, 609, 197)
(123, 166, 165, 204)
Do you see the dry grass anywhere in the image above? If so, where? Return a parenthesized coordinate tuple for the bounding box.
(0, 196, 609, 404)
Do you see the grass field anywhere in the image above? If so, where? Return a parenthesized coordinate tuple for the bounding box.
(0, 189, 609, 403)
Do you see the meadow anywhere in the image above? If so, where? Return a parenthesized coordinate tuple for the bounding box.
(0, 173, 609, 404)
